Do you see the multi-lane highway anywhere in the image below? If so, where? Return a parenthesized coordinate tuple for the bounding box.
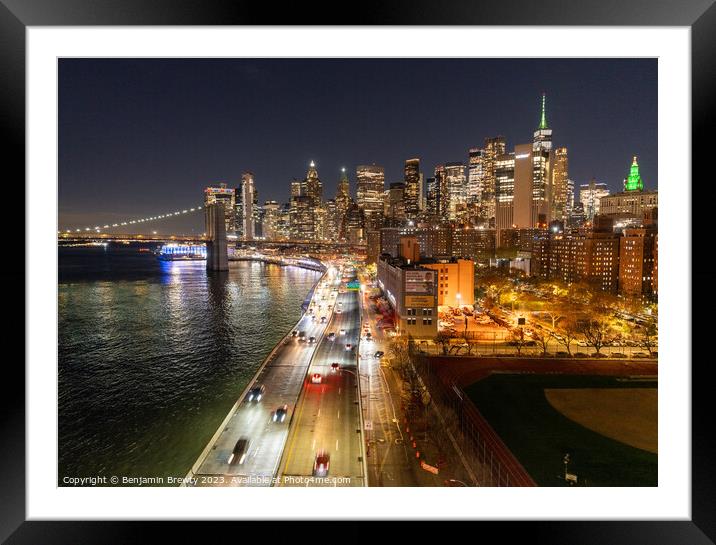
(277, 272, 365, 486)
(188, 269, 341, 486)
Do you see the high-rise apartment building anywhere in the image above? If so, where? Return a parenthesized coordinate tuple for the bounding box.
(434, 165, 450, 223)
(356, 164, 385, 231)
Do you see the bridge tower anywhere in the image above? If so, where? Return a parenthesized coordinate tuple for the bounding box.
(205, 202, 229, 271)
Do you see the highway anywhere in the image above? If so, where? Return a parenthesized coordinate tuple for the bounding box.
(188, 269, 341, 486)
(277, 272, 365, 487)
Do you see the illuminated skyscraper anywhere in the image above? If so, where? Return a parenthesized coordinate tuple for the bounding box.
(624, 156, 644, 192)
(579, 178, 610, 220)
(481, 136, 506, 223)
(445, 162, 467, 221)
(426, 176, 438, 217)
(204, 183, 236, 235)
(531, 93, 554, 226)
(239, 172, 257, 240)
(494, 151, 516, 245)
(304, 160, 323, 207)
(262, 200, 281, 240)
(467, 147, 483, 205)
(434, 164, 449, 222)
(403, 158, 421, 219)
(552, 147, 569, 222)
(356, 164, 385, 231)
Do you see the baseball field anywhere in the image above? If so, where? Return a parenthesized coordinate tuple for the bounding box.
(464, 374, 658, 486)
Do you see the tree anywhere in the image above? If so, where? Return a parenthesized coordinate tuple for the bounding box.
(542, 307, 566, 330)
(556, 318, 579, 356)
(435, 331, 451, 356)
(532, 328, 555, 356)
(639, 323, 658, 357)
(509, 327, 528, 356)
(578, 318, 614, 354)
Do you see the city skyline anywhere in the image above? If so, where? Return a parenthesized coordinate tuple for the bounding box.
(59, 58, 657, 231)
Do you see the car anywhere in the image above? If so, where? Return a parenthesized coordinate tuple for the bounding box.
(611, 352, 627, 358)
(228, 437, 250, 465)
(272, 405, 288, 423)
(339, 329, 346, 336)
(330, 362, 340, 372)
(345, 343, 352, 351)
(291, 330, 298, 337)
(335, 309, 342, 314)
(327, 332, 336, 340)
(311, 373, 322, 384)
(365, 332, 372, 341)
(308, 336, 316, 344)
(297, 331, 306, 341)
(313, 451, 330, 477)
(311, 315, 317, 321)
(573, 352, 589, 358)
(374, 351, 384, 358)
(320, 316, 327, 323)
(246, 384, 265, 402)
(555, 351, 570, 358)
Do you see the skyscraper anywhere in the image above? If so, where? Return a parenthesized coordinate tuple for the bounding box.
(624, 156, 644, 191)
(552, 147, 569, 222)
(239, 172, 256, 240)
(434, 164, 449, 223)
(304, 160, 323, 207)
(356, 164, 385, 231)
(494, 151, 516, 244)
(262, 200, 281, 240)
(403, 158, 421, 220)
(426, 176, 438, 217)
(579, 178, 610, 220)
(481, 136, 506, 223)
(204, 183, 236, 235)
(531, 93, 554, 227)
(467, 147, 483, 205)
(445, 162, 467, 221)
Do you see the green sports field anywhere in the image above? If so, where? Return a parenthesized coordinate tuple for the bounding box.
(464, 374, 658, 487)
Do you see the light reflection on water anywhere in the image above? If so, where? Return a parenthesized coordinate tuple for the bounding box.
(58, 246, 319, 484)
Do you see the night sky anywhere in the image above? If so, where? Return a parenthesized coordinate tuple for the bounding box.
(59, 58, 657, 233)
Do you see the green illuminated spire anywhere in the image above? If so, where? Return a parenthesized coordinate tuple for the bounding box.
(538, 92, 548, 130)
(624, 156, 644, 192)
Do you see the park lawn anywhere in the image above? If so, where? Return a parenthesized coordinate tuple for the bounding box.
(464, 374, 658, 487)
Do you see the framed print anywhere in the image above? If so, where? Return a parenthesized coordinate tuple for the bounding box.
(2, 0, 714, 542)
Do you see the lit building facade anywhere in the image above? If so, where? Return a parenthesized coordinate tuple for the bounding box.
(356, 164, 385, 231)
(481, 136, 506, 223)
(205, 183, 236, 235)
(552, 147, 569, 222)
(619, 227, 657, 299)
(403, 158, 421, 220)
(579, 179, 610, 220)
(420, 258, 475, 308)
(377, 255, 438, 338)
(445, 162, 467, 221)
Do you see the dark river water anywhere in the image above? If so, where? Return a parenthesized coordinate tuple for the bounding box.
(58, 244, 320, 484)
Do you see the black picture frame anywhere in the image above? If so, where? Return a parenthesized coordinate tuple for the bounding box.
(2, 0, 712, 542)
